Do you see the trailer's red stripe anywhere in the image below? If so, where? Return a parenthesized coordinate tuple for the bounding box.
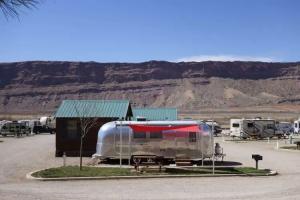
(128, 124, 200, 133)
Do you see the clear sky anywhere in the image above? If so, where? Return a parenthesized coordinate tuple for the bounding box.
(1, 0, 300, 62)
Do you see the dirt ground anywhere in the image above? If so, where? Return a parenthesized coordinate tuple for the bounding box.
(0, 134, 300, 199)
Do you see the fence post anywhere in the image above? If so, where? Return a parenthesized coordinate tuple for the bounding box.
(63, 152, 66, 166)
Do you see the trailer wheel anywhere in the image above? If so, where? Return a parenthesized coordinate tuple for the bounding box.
(2, 134, 6, 137)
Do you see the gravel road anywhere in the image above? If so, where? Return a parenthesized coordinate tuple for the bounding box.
(0, 134, 300, 200)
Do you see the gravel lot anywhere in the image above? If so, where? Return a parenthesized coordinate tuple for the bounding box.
(0, 134, 300, 200)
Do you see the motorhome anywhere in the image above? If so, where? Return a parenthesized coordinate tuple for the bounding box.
(230, 118, 277, 139)
(294, 119, 300, 134)
(94, 120, 214, 162)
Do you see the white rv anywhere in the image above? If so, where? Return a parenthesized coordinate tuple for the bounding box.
(230, 118, 277, 139)
(294, 119, 300, 134)
(230, 119, 242, 137)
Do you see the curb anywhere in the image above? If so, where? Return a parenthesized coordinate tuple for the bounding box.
(26, 170, 277, 181)
(277, 147, 300, 152)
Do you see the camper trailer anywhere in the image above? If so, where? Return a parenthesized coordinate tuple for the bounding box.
(230, 118, 277, 139)
(94, 121, 214, 162)
(294, 119, 300, 134)
(275, 122, 294, 135)
(0, 121, 30, 137)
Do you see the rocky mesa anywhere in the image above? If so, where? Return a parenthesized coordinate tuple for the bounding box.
(0, 60, 299, 115)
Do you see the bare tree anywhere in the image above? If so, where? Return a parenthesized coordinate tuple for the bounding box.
(73, 102, 99, 170)
(0, 0, 39, 18)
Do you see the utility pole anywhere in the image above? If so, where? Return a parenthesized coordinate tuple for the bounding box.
(120, 118, 123, 168)
(212, 121, 215, 175)
(128, 120, 131, 166)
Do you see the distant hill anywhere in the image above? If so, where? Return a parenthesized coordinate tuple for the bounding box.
(0, 60, 299, 115)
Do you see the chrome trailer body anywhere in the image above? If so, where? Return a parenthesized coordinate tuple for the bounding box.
(94, 121, 213, 161)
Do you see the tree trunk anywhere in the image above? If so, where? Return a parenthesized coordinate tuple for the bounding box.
(79, 136, 83, 170)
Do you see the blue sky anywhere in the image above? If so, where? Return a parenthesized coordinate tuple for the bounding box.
(1, 0, 300, 62)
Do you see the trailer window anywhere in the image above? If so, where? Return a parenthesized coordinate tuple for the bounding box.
(150, 132, 162, 139)
(189, 132, 196, 142)
(232, 123, 239, 128)
(266, 124, 274, 129)
(295, 123, 298, 128)
(133, 132, 146, 139)
(247, 123, 254, 128)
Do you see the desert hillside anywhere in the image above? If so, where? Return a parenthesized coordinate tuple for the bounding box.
(0, 61, 299, 122)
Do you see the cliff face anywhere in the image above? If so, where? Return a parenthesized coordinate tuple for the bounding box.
(0, 61, 299, 114)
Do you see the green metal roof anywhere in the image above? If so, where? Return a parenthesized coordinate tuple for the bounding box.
(55, 100, 132, 118)
(132, 107, 177, 121)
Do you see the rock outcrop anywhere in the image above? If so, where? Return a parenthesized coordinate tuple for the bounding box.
(0, 60, 299, 114)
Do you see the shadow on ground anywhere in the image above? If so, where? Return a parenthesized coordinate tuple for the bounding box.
(99, 159, 242, 167)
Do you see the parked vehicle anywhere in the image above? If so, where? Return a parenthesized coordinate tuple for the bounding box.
(0, 120, 11, 127)
(0, 121, 30, 137)
(230, 118, 278, 139)
(18, 119, 44, 134)
(94, 120, 214, 162)
(275, 122, 294, 135)
(294, 119, 300, 134)
(38, 116, 56, 134)
(205, 120, 222, 136)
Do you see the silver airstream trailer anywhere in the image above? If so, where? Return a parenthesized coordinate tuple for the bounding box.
(94, 121, 214, 161)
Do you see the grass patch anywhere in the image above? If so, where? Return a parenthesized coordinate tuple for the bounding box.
(32, 166, 270, 178)
(32, 166, 133, 178)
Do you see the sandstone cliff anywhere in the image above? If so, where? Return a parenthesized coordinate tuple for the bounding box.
(0, 61, 299, 114)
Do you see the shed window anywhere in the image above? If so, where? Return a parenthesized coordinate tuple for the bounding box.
(150, 132, 162, 139)
(133, 132, 146, 139)
(67, 120, 78, 139)
(232, 123, 240, 128)
(189, 132, 196, 142)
